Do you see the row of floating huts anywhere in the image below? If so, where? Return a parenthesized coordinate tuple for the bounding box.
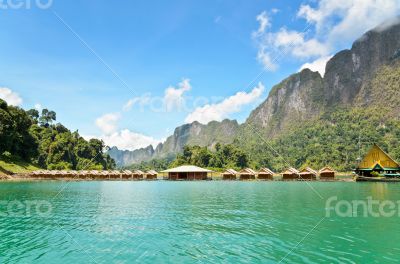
(27, 166, 335, 181)
(30, 170, 158, 180)
(221, 167, 335, 181)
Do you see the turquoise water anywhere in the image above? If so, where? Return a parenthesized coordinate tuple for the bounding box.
(0, 181, 400, 263)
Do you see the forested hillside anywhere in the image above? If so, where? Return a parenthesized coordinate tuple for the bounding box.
(0, 99, 115, 172)
(121, 18, 400, 172)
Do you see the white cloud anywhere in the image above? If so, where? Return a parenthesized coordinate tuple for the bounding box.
(257, 48, 278, 71)
(96, 129, 162, 151)
(164, 78, 191, 111)
(271, 8, 280, 14)
(34, 103, 42, 111)
(123, 79, 191, 113)
(299, 55, 333, 76)
(253, 11, 271, 37)
(0, 87, 23, 106)
(123, 93, 151, 111)
(185, 82, 265, 124)
(297, 0, 400, 44)
(253, 1, 400, 71)
(95, 113, 121, 135)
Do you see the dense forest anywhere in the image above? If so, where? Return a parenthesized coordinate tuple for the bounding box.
(0, 99, 115, 171)
(129, 143, 249, 171)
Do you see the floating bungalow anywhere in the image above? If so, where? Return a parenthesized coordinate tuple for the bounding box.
(109, 170, 122, 179)
(282, 168, 300, 180)
(238, 168, 256, 180)
(355, 144, 400, 178)
(121, 170, 133, 179)
(257, 168, 274, 180)
(299, 167, 317, 180)
(146, 170, 158, 180)
(161, 165, 213, 180)
(319, 167, 335, 180)
(133, 170, 145, 180)
(221, 169, 238, 180)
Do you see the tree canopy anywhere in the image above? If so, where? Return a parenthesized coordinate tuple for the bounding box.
(0, 99, 115, 170)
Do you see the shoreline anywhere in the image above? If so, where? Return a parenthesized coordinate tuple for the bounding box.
(1, 175, 355, 182)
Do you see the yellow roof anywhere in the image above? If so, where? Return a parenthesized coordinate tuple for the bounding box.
(358, 144, 399, 169)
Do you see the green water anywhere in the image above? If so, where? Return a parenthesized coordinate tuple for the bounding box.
(0, 181, 399, 263)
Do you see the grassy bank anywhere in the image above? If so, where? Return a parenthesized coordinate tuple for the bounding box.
(0, 159, 40, 175)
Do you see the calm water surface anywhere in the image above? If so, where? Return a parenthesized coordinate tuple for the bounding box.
(0, 181, 399, 263)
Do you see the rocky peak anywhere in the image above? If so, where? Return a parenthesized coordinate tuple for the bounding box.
(324, 17, 400, 105)
(246, 68, 323, 135)
(247, 17, 400, 137)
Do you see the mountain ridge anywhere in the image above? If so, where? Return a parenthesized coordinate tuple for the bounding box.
(109, 17, 400, 168)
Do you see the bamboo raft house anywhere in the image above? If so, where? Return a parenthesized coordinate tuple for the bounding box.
(298, 167, 318, 180)
(133, 170, 145, 180)
(79, 170, 89, 179)
(319, 166, 335, 180)
(221, 169, 238, 180)
(257, 168, 274, 180)
(282, 168, 300, 180)
(146, 170, 158, 180)
(238, 168, 256, 180)
(109, 170, 122, 179)
(121, 170, 133, 180)
(161, 165, 212, 180)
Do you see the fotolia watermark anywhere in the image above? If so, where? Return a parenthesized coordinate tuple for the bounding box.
(0, 200, 52, 217)
(0, 0, 53, 9)
(326, 196, 400, 218)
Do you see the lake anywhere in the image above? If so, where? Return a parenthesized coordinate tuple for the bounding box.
(0, 181, 399, 263)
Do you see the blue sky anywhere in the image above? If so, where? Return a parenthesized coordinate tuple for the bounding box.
(1, 0, 399, 150)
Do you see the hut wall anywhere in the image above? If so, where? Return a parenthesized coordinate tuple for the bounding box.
(320, 172, 335, 179)
(168, 172, 207, 180)
(240, 174, 255, 180)
(110, 173, 121, 179)
(258, 173, 273, 180)
(282, 173, 298, 180)
(222, 174, 236, 180)
(298, 173, 316, 180)
(146, 174, 157, 180)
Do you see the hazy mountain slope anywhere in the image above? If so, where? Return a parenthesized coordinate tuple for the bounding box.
(109, 119, 239, 167)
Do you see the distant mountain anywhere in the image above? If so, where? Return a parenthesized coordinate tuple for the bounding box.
(109, 17, 400, 169)
(109, 119, 239, 167)
(246, 17, 400, 136)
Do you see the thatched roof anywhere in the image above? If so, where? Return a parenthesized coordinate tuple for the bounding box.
(146, 170, 158, 175)
(238, 168, 257, 175)
(258, 168, 274, 175)
(133, 170, 145, 175)
(161, 165, 213, 173)
(282, 167, 299, 174)
(221, 169, 237, 175)
(299, 167, 318, 175)
(319, 166, 335, 173)
(122, 170, 133, 175)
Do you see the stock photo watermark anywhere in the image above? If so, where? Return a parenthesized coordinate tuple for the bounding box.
(326, 196, 400, 218)
(124, 94, 227, 113)
(0, 0, 52, 9)
(0, 200, 52, 217)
